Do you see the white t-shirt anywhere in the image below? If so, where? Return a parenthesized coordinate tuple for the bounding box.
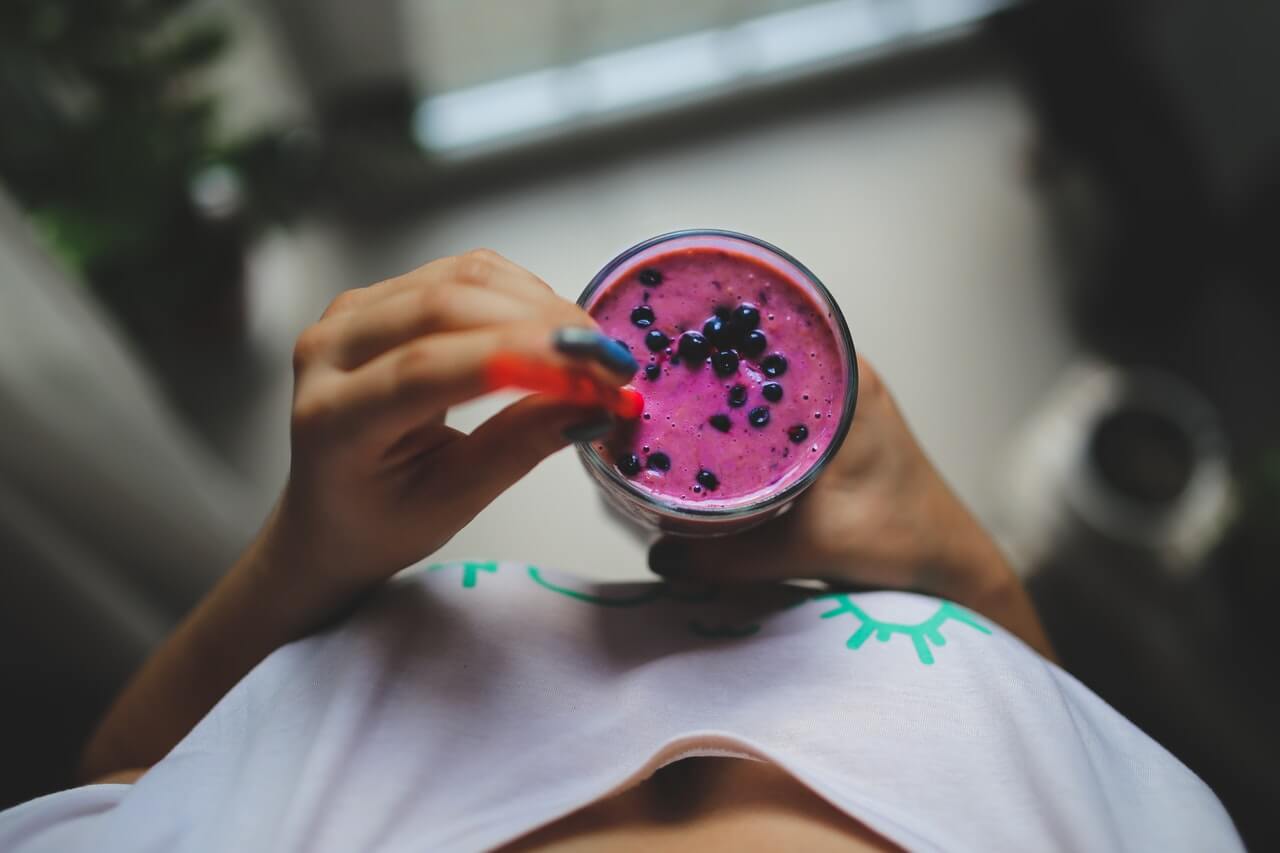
(0, 562, 1241, 852)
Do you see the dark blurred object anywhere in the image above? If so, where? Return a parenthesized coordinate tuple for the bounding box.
(992, 0, 1280, 457)
(1216, 446, 1280, 653)
(0, 0, 319, 357)
(1006, 363, 1233, 573)
(993, 0, 1280, 847)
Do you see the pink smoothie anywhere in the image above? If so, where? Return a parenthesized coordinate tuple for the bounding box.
(586, 245, 850, 510)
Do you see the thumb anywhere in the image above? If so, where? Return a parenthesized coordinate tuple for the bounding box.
(648, 510, 824, 583)
(438, 393, 612, 521)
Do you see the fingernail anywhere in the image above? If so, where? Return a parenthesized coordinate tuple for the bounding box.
(562, 415, 614, 444)
(552, 327, 638, 377)
(649, 540, 690, 576)
(595, 336, 639, 377)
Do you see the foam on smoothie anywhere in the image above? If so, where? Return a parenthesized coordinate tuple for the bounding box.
(587, 246, 848, 510)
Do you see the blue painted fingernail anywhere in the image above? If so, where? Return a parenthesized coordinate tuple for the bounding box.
(595, 336, 639, 376)
(552, 327, 638, 377)
(562, 415, 614, 444)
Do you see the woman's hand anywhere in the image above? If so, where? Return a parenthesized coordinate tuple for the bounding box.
(271, 249, 637, 590)
(80, 249, 641, 783)
(649, 358, 1055, 658)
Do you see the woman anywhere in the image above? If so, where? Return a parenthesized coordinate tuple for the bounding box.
(0, 251, 1239, 851)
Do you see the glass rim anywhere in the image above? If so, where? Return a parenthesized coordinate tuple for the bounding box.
(576, 228, 859, 521)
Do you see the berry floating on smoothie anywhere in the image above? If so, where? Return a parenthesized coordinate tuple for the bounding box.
(731, 303, 760, 333)
(645, 330, 670, 352)
(712, 350, 740, 376)
(742, 329, 768, 358)
(761, 354, 788, 378)
(677, 332, 711, 362)
(617, 453, 642, 477)
(703, 315, 734, 349)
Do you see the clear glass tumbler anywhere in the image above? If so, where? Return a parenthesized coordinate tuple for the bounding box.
(576, 229, 858, 536)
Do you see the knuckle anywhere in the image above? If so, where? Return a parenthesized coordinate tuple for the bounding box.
(454, 248, 502, 284)
(291, 325, 330, 371)
(465, 247, 503, 264)
(321, 288, 363, 318)
(291, 388, 335, 434)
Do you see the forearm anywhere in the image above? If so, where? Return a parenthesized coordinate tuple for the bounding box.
(77, 506, 370, 783)
(925, 500, 1057, 663)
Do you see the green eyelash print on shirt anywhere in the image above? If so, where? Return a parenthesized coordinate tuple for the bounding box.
(427, 560, 498, 588)
(816, 593, 992, 665)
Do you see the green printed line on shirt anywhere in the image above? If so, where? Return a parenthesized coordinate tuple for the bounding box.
(526, 566, 664, 607)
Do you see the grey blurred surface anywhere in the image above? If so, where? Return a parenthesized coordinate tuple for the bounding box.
(0, 190, 258, 805)
(229, 50, 1074, 581)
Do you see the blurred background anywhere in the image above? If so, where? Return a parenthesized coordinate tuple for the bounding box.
(1, 0, 1277, 846)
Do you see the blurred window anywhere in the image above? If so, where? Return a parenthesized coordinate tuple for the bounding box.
(405, 0, 1020, 156)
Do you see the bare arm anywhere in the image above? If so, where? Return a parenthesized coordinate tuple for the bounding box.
(77, 511, 369, 782)
(78, 250, 634, 783)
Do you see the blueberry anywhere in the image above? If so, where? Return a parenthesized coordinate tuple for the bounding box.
(731, 303, 761, 332)
(712, 349, 740, 376)
(788, 424, 809, 443)
(677, 331, 711, 362)
(630, 305, 655, 328)
(644, 363, 660, 381)
(748, 406, 771, 428)
(728, 385, 748, 408)
(647, 452, 671, 472)
(645, 329, 670, 352)
(702, 316, 734, 349)
(741, 329, 767, 358)
(762, 382, 783, 402)
(709, 414, 731, 432)
(639, 268, 663, 286)
(761, 353, 788, 377)
(714, 305, 732, 321)
(618, 453, 641, 476)
(697, 469, 720, 491)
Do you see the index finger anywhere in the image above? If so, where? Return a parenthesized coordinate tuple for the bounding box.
(327, 321, 636, 448)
